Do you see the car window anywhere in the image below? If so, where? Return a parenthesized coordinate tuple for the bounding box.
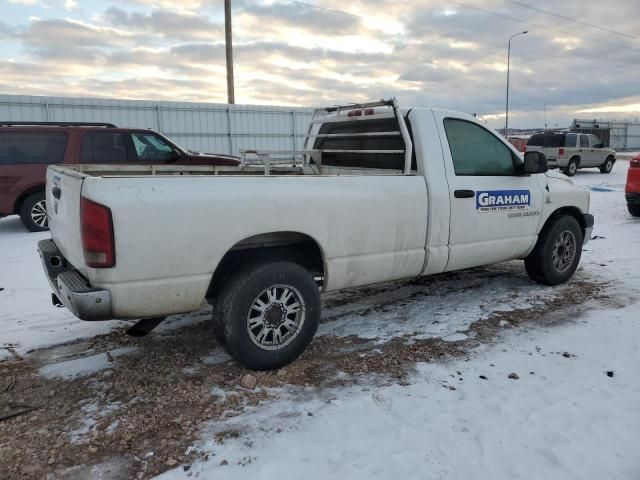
(580, 135, 589, 148)
(565, 134, 577, 147)
(0, 132, 67, 165)
(526, 133, 563, 147)
(589, 135, 602, 147)
(130, 132, 175, 162)
(443, 118, 516, 176)
(80, 132, 128, 163)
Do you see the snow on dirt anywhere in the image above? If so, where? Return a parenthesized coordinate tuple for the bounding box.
(1, 161, 639, 479)
(157, 162, 640, 480)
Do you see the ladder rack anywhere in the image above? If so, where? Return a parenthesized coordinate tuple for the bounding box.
(239, 98, 413, 175)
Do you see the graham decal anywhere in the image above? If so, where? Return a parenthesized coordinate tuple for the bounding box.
(476, 190, 530, 212)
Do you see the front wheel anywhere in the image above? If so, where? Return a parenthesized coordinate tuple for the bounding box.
(212, 261, 320, 370)
(19, 191, 48, 232)
(525, 215, 583, 286)
(599, 156, 614, 174)
(628, 203, 640, 217)
(563, 158, 579, 177)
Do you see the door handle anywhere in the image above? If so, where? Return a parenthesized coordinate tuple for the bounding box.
(52, 187, 62, 199)
(454, 189, 475, 198)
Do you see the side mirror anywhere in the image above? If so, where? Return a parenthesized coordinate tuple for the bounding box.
(522, 151, 548, 174)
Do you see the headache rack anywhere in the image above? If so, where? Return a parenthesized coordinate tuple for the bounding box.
(240, 98, 414, 175)
(0, 121, 117, 128)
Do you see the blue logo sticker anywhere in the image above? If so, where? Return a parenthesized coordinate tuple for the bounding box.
(476, 190, 530, 212)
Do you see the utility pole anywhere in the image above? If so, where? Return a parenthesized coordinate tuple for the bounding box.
(505, 30, 527, 138)
(225, 0, 235, 104)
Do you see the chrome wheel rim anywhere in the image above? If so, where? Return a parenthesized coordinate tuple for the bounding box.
(552, 230, 576, 273)
(605, 160, 612, 172)
(569, 162, 577, 175)
(247, 285, 305, 350)
(31, 200, 48, 228)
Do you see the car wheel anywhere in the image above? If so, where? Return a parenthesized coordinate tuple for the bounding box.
(599, 156, 614, 174)
(19, 191, 49, 232)
(563, 158, 579, 177)
(628, 204, 640, 217)
(525, 215, 583, 286)
(212, 260, 320, 370)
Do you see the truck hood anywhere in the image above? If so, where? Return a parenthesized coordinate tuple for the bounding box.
(185, 150, 241, 166)
(545, 169, 573, 184)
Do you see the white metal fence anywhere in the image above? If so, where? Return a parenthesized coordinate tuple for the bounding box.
(0, 94, 315, 156)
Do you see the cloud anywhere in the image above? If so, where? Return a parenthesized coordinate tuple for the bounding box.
(1, 0, 639, 128)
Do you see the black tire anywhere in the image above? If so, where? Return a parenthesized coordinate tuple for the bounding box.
(628, 204, 640, 217)
(525, 215, 583, 286)
(599, 156, 614, 174)
(19, 191, 48, 232)
(563, 157, 579, 177)
(212, 261, 320, 370)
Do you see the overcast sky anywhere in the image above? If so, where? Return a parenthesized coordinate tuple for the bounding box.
(1, 0, 640, 128)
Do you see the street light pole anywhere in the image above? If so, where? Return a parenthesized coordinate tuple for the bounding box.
(505, 30, 527, 138)
(224, 0, 235, 104)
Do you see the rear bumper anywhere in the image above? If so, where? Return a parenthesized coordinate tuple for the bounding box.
(37, 239, 112, 321)
(583, 213, 594, 245)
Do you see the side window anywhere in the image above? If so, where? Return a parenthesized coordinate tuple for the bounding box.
(589, 135, 602, 147)
(443, 118, 516, 176)
(0, 132, 67, 165)
(130, 133, 175, 162)
(80, 132, 128, 163)
(564, 134, 577, 147)
(580, 135, 589, 148)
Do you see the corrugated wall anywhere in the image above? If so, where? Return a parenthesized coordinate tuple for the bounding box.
(572, 118, 640, 151)
(0, 95, 315, 156)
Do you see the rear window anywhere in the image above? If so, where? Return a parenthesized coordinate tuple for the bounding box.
(313, 117, 406, 170)
(0, 132, 68, 165)
(564, 134, 577, 147)
(526, 133, 564, 148)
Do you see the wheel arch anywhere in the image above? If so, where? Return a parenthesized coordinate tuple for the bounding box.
(540, 206, 587, 239)
(206, 231, 326, 300)
(13, 184, 45, 214)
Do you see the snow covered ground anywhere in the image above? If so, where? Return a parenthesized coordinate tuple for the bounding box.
(1, 161, 639, 479)
(159, 162, 640, 480)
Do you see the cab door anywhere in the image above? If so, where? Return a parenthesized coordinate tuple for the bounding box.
(433, 113, 544, 271)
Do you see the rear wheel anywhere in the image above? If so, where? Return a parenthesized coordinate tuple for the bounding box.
(599, 156, 614, 174)
(19, 191, 48, 232)
(563, 158, 579, 177)
(525, 215, 583, 285)
(212, 261, 320, 370)
(628, 204, 640, 217)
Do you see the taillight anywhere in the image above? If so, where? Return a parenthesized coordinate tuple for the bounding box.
(631, 157, 640, 168)
(523, 145, 526, 153)
(81, 197, 115, 268)
(559, 148, 565, 157)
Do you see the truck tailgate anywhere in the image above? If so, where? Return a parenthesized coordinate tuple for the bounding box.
(46, 166, 88, 276)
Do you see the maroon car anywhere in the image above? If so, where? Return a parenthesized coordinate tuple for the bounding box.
(0, 122, 240, 231)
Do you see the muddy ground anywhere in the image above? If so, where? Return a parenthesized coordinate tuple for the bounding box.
(0, 265, 609, 479)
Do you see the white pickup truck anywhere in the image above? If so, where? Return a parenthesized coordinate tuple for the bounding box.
(39, 100, 593, 370)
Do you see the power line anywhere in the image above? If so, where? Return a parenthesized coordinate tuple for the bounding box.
(503, 0, 636, 40)
(289, 1, 640, 69)
(446, 0, 640, 53)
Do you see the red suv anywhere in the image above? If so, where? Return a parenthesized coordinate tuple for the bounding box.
(626, 153, 640, 217)
(0, 122, 240, 231)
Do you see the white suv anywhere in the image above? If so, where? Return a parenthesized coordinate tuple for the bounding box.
(526, 132, 616, 176)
